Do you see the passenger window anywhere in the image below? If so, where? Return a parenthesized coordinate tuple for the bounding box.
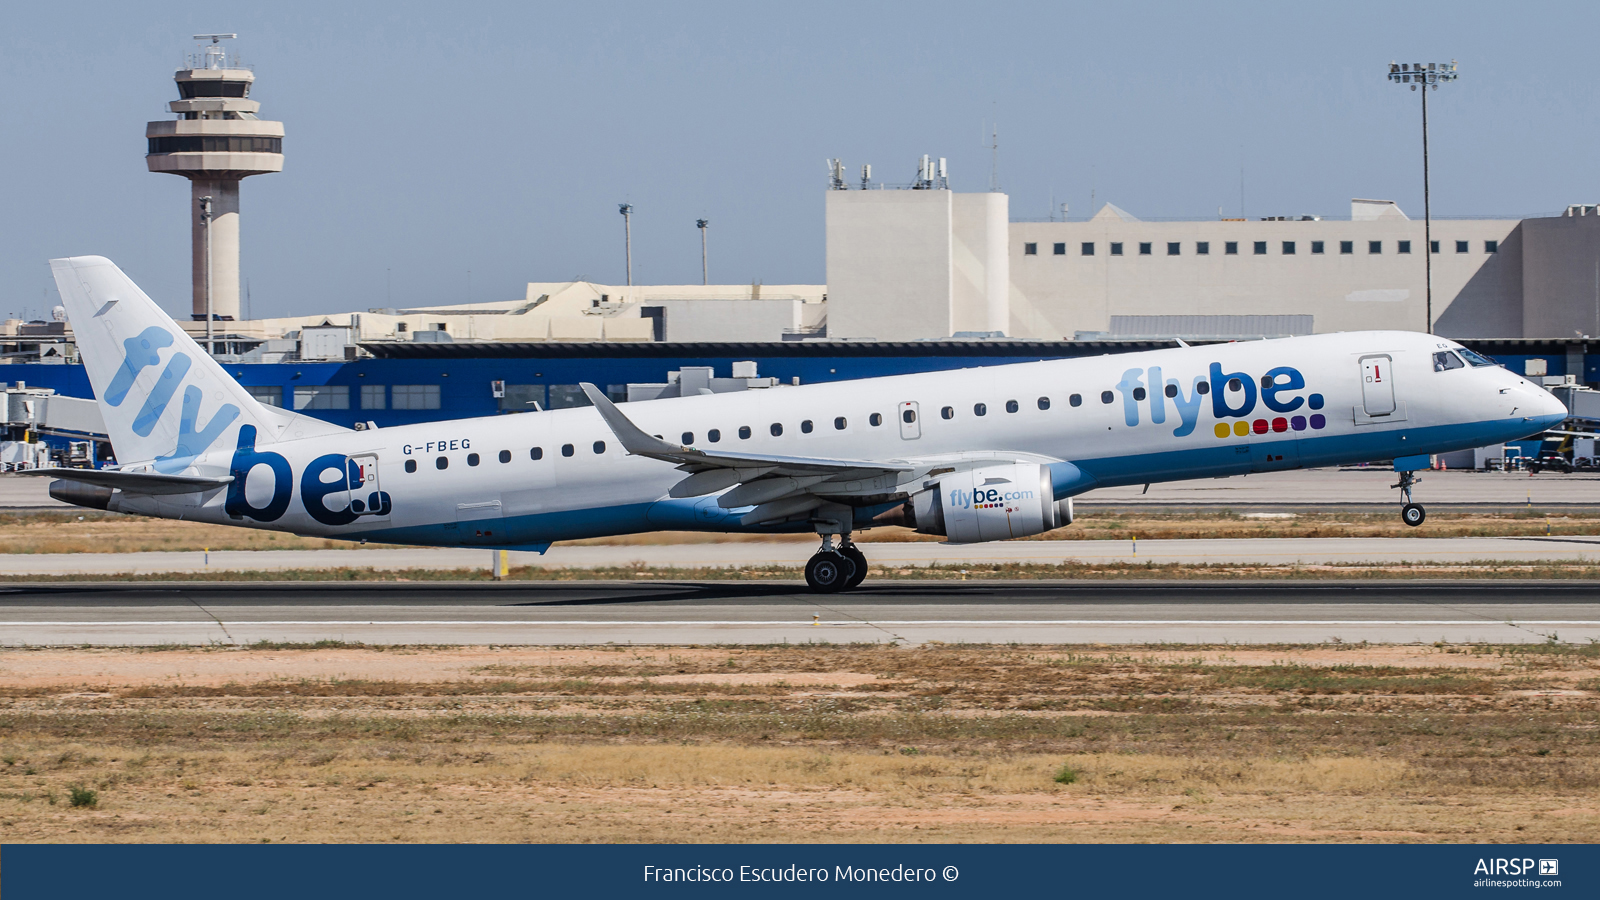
(467, 452, 480, 466)
(801, 419, 813, 433)
(498, 449, 511, 463)
(739, 426, 752, 439)
(1069, 394, 1082, 407)
(869, 413, 883, 426)
(770, 423, 783, 436)
(436, 456, 448, 470)
(834, 417, 847, 430)
(682, 432, 694, 444)
(561, 444, 575, 457)
(530, 447, 543, 460)
(974, 403, 987, 417)
(1197, 382, 1211, 395)
(941, 406, 954, 419)
(1433, 350, 1465, 372)
(1037, 397, 1050, 410)
(902, 409, 916, 424)
(1005, 400, 1019, 413)
(708, 429, 721, 442)
(405, 459, 417, 473)
(1228, 378, 1243, 392)
(1261, 375, 1273, 389)
(1165, 384, 1177, 398)
(1132, 388, 1146, 401)
(1100, 391, 1114, 404)
(593, 440, 606, 454)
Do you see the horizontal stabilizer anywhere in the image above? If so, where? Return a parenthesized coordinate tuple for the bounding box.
(22, 467, 233, 495)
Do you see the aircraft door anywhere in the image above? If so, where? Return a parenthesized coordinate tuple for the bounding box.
(898, 401, 921, 440)
(349, 454, 390, 520)
(1359, 355, 1396, 416)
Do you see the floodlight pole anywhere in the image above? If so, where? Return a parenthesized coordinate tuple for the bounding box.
(1389, 60, 1457, 335)
(619, 203, 634, 288)
(696, 219, 709, 285)
(199, 194, 214, 355)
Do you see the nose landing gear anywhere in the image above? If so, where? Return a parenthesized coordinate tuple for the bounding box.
(804, 534, 869, 593)
(1393, 470, 1426, 527)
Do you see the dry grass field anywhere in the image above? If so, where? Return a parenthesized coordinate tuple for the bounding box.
(1, 510, 1598, 556)
(0, 642, 1595, 843)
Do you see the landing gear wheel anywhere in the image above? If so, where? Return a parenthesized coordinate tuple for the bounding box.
(1401, 503, 1426, 527)
(840, 545, 868, 589)
(805, 551, 854, 593)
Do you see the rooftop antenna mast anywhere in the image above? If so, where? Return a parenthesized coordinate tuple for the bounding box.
(988, 125, 999, 193)
(696, 218, 709, 285)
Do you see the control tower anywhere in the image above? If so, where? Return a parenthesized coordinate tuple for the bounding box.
(145, 35, 283, 326)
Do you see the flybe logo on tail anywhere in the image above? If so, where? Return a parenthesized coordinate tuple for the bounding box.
(1114, 363, 1330, 438)
(104, 325, 241, 473)
(225, 426, 392, 525)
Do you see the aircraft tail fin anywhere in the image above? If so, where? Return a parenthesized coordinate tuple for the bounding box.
(48, 255, 346, 471)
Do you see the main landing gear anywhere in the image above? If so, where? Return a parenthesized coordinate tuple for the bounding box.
(805, 534, 869, 593)
(1393, 470, 1427, 527)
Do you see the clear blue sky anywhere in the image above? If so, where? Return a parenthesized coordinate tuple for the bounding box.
(0, 1, 1594, 319)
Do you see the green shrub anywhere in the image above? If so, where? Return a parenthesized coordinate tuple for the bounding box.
(1053, 764, 1079, 785)
(67, 785, 98, 808)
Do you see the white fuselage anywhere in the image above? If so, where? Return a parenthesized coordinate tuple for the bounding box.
(106, 330, 1564, 550)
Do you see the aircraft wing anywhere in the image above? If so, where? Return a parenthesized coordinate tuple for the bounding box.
(21, 467, 233, 495)
(579, 383, 914, 500)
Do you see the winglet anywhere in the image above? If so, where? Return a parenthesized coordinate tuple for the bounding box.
(579, 383, 695, 459)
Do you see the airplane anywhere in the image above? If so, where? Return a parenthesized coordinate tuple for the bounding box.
(31, 256, 1568, 592)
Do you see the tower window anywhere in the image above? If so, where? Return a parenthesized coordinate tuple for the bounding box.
(1369, 241, 1382, 254)
(1282, 241, 1296, 255)
(1082, 242, 1096, 256)
(1485, 240, 1499, 253)
(1196, 242, 1210, 255)
(1311, 241, 1325, 254)
(1109, 242, 1123, 256)
(1253, 241, 1267, 255)
(1167, 242, 1180, 255)
(1456, 240, 1469, 253)
(1139, 242, 1153, 255)
(1398, 240, 1412, 254)
(1224, 241, 1238, 255)
(1053, 242, 1066, 255)
(1340, 241, 1354, 254)
(1024, 243, 1037, 255)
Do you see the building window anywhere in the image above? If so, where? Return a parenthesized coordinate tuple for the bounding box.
(974, 403, 987, 416)
(1109, 242, 1123, 256)
(1224, 242, 1238, 255)
(1167, 242, 1180, 256)
(1139, 242, 1153, 255)
(1024, 242, 1037, 255)
(1485, 240, 1499, 253)
(561, 444, 574, 457)
(1196, 242, 1209, 255)
(1368, 240, 1382, 254)
(293, 385, 350, 410)
(1082, 242, 1096, 256)
(245, 385, 282, 407)
(546, 385, 590, 409)
(498, 384, 545, 412)
(1340, 241, 1354, 255)
(1282, 241, 1296, 255)
(738, 425, 752, 439)
(1053, 242, 1066, 255)
(1456, 240, 1469, 253)
(1253, 241, 1267, 255)
(392, 384, 441, 410)
(1311, 241, 1324, 254)
(1100, 390, 1114, 404)
(1398, 240, 1412, 254)
(359, 384, 386, 409)
(404, 459, 417, 473)
(1431, 240, 1440, 253)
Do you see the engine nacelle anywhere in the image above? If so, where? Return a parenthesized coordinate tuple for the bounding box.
(911, 462, 1071, 543)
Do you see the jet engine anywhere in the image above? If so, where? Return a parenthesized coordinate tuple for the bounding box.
(910, 462, 1072, 543)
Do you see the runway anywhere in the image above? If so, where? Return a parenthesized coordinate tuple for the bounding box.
(3, 533, 1600, 576)
(2, 580, 1595, 646)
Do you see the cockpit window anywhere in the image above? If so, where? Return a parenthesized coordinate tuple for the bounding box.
(1456, 348, 1497, 367)
(1433, 350, 1466, 372)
